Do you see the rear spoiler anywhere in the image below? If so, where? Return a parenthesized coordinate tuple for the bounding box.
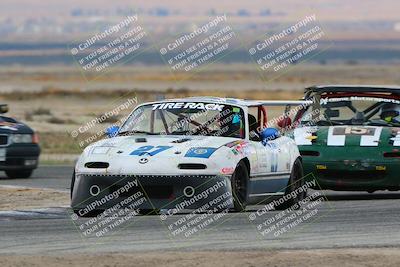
(0, 104, 8, 114)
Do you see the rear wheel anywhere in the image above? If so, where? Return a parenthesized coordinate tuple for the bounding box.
(5, 169, 33, 178)
(275, 158, 305, 210)
(231, 161, 249, 212)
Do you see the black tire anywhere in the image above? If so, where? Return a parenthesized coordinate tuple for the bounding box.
(275, 158, 305, 210)
(231, 160, 249, 212)
(73, 209, 103, 217)
(70, 171, 76, 199)
(5, 169, 33, 178)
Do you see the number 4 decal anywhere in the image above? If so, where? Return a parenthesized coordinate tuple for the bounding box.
(130, 146, 172, 156)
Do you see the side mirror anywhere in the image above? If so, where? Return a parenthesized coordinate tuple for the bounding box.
(105, 126, 119, 138)
(0, 104, 9, 114)
(261, 127, 280, 144)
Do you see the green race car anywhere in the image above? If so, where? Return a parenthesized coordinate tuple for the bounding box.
(292, 85, 400, 192)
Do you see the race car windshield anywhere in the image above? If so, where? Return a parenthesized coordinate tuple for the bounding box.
(300, 97, 400, 126)
(119, 102, 245, 138)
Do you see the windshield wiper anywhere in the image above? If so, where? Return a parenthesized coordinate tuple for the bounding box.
(117, 130, 159, 136)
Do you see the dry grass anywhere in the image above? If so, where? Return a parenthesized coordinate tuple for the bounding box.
(39, 132, 90, 154)
(1, 249, 400, 267)
(1, 87, 303, 102)
(0, 186, 68, 210)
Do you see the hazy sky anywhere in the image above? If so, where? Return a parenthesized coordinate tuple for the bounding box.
(1, 0, 400, 21)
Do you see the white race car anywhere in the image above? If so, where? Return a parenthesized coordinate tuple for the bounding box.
(71, 97, 306, 216)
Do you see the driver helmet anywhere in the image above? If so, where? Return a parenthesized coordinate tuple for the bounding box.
(217, 106, 243, 138)
(380, 103, 400, 123)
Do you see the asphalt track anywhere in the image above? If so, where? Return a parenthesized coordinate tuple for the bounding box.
(1, 165, 400, 254)
(0, 165, 73, 191)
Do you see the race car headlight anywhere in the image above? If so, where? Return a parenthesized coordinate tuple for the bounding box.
(185, 147, 217, 158)
(10, 134, 33, 143)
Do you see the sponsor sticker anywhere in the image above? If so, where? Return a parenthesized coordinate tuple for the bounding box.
(333, 126, 375, 136)
(151, 102, 224, 111)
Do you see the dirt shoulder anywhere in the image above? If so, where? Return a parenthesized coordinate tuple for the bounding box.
(0, 186, 69, 210)
(1, 248, 399, 267)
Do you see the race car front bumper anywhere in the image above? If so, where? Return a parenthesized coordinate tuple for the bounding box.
(0, 144, 40, 170)
(303, 159, 400, 191)
(71, 173, 233, 215)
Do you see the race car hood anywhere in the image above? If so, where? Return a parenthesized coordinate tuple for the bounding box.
(0, 116, 34, 134)
(90, 135, 239, 152)
(295, 126, 399, 148)
(76, 135, 241, 175)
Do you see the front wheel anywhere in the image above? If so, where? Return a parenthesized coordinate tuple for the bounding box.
(275, 158, 305, 210)
(70, 171, 76, 199)
(73, 209, 103, 217)
(231, 161, 249, 212)
(5, 169, 33, 178)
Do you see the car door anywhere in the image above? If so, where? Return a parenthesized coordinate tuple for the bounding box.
(255, 104, 291, 174)
(247, 105, 290, 196)
(268, 103, 296, 173)
(267, 136, 291, 173)
(248, 105, 273, 175)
